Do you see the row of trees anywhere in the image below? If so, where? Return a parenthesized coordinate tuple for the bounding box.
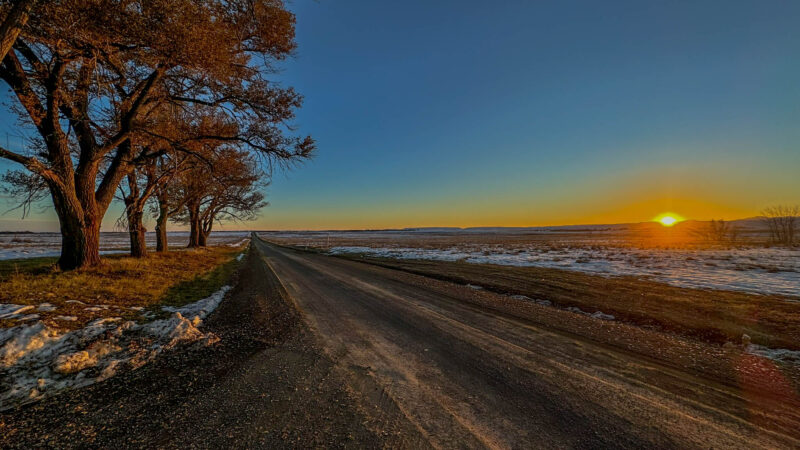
(115, 145, 266, 257)
(0, 0, 313, 269)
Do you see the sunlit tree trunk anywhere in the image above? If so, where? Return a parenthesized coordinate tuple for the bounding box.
(126, 206, 147, 258)
(50, 183, 102, 270)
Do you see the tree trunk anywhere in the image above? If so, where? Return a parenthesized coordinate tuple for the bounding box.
(187, 204, 201, 248)
(198, 216, 213, 247)
(50, 186, 102, 270)
(155, 193, 169, 252)
(126, 205, 147, 258)
(59, 223, 101, 269)
(58, 219, 102, 270)
(198, 230, 208, 247)
(188, 221, 200, 247)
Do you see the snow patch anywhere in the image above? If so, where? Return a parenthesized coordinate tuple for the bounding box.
(0, 285, 231, 410)
(16, 314, 40, 322)
(590, 311, 616, 321)
(227, 238, 250, 248)
(0, 304, 33, 319)
(162, 286, 230, 319)
(508, 295, 552, 306)
(0, 322, 61, 367)
(564, 306, 615, 321)
(746, 344, 800, 365)
(54, 316, 77, 322)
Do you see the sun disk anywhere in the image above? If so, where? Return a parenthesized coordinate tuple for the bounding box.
(653, 213, 683, 227)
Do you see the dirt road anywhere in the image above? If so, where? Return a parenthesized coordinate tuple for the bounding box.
(2, 238, 798, 448)
(255, 238, 800, 449)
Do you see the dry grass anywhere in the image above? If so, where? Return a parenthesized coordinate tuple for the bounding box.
(340, 255, 800, 350)
(0, 246, 246, 330)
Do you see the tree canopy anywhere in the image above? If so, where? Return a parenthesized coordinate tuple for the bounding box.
(0, 0, 313, 269)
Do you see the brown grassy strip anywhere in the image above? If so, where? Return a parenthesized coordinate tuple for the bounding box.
(337, 255, 800, 350)
(0, 247, 244, 330)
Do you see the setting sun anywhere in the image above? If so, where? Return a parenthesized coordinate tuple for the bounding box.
(654, 213, 684, 227)
(660, 216, 677, 226)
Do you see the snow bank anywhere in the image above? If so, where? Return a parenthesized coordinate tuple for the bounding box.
(162, 286, 230, 321)
(0, 286, 231, 410)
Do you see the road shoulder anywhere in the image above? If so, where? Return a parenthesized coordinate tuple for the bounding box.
(0, 242, 422, 448)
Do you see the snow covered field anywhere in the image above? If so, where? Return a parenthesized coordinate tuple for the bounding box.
(329, 245, 800, 298)
(0, 286, 230, 410)
(259, 229, 799, 298)
(0, 231, 251, 260)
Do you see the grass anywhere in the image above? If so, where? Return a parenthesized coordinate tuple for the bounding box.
(341, 255, 800, 350)
(0, 246, 246, 330)
(0, 257, 59, 279)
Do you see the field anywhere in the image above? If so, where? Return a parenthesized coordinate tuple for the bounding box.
(0, 231, 251, 261)
(260, 228, 800, 356)
(261, 227, 800, 297)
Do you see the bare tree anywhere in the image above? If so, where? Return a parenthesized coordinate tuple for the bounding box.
(762, 205, 799, 246)
(117, 151, 188, 258)
(172, 148, 267, 248)
(152, 155, 191, 253)
(693, 219, 739, 246)
(117, 162, 157, 258)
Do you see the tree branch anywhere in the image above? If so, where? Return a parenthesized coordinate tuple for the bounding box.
(0, 49, 46, 132)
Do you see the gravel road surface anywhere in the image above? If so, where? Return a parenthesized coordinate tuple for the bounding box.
(256, 238, 799, 449)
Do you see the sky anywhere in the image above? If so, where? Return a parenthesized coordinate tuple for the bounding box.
(1, 0, 799, 231)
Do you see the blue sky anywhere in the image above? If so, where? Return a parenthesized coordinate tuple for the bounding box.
(1, 0, 799, 231)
